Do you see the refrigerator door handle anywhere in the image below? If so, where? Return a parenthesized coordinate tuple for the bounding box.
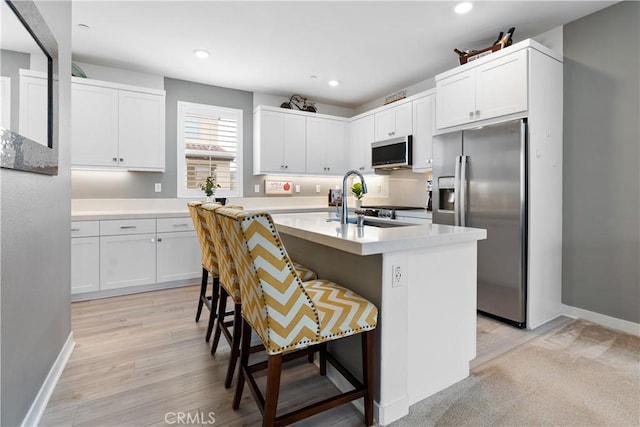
(454, 156, 462, 226)
(460, 155, 468, 227)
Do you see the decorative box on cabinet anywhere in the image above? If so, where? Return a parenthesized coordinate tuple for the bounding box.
(71, 77, 166, 171)
(156, 217, 201, 283)
(305, 116, 347, 174)
(254, 106, 306, 174)
(348, 114, 375, 174)
(374, 101, 412, 142)
(71, 221, 100, 294)
(99, 219, 156, 290)
(412, 92, 436, 172)
(436, 48, 528, 129)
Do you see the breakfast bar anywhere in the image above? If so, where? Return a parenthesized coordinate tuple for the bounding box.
(271, 212, 487, 425)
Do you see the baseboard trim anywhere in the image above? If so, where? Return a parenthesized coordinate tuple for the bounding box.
(21, 332, 75, 427)
(562, 304, 640, 336)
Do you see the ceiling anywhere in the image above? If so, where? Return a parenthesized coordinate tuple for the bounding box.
(71, 1, 617, 109)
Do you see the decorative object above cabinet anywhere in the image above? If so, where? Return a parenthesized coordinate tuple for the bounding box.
(71, 77, 166, 171)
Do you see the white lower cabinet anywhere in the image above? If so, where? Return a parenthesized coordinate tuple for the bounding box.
(71, 237, 100, 294)
(71, 216, 200, 296)
(100, 233, 156, 290)
(156, 217, 200, 283)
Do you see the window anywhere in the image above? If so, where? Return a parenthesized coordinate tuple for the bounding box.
(177, 101, 243, 198)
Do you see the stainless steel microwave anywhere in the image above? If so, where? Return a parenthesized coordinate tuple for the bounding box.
(371, 135, 413, 170)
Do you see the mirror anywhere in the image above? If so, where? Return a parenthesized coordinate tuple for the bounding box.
(0, 0, 58, 175)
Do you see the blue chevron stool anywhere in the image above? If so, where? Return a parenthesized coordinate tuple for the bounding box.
(217, 208, 378, 427)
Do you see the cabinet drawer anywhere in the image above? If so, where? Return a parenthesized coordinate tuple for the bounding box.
(71, 221, 100, 237)
(100, 219, 155, 236)
(157, 217, 195, 233)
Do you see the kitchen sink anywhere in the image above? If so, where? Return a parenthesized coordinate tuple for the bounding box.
(325, 218, 412, 228)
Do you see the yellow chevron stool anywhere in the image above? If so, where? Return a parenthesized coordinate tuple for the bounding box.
(187, 201, 221, 342)
(216, 208, 378, 427)
(201, 204, 318, 389)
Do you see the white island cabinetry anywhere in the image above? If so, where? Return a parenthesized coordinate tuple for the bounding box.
(156, 217, 201, 283)
(71, 77, 166, 171)
(273, 212, 486, 425)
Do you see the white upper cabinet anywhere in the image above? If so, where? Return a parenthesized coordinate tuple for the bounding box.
(374, 102, 412, 141)
(71, 83, 119, 167)
(71, 78, 166, 171)
(436, 48, 528, 129)
(412, 92, 436, 172)
(254, 107, 306, 174)
(348, 114, 375, 174)
(306, 116, 347, 175)
(18, 71, 48, 145)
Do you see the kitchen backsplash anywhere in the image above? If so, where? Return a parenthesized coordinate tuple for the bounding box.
(385, 169, 432, 208)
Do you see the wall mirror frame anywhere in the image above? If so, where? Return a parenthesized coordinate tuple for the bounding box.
(1, 0, 58, 175)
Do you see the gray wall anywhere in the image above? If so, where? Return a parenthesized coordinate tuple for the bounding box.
(563, 1, 640, 323)
(0, 1, 72, 425)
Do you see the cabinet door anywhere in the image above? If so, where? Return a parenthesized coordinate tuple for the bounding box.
(324, 119, 347, 174)
(412, 94, 435, 172)
(436, 69, 475, 129)
(71, 83, 119, 167)
(100, 233, 156, 290)
(374, 109, 394, 141)
(305, 117, 326, 174)
(282, 114, 306, 173)
(349, 115, 375, 174)
(71, 237, 100, 294)
(156, 231, 201, 283)
(118, 91, 166, 171)
(475, 49, 528, 121)
(18, 74, 48, 146)
(257, 110, 285, 173)
(392, 103, 413, 138)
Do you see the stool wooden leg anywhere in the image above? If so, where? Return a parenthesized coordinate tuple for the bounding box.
(233, 319, 252, 410)
(319, 343, 327, 376)
(211, 287, 228, 354)
(263, 354, 282, 427)
(195, 267, 209, 322)
(224, 302, 242, 388)
(362, 330, 375, 426)
(205, 277, 219, 342)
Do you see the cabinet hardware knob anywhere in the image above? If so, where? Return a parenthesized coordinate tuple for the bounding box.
(475, 110, 480, 116)
(112, 157, 117, 162)
(285, 165, 288, 169)
(120, 158, 124, 162)
(427, 159, 432, 164)
(120, 225, 137, 229)
(173, 223, 188, 227)
(157, 238, 162, 242)
(71, 228, 80, 232)
(469, 112, 474, 118)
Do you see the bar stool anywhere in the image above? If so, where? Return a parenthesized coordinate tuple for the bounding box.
(201, 204, 318, 388)
(187, 201, 220, 342)
(216, 208, 377, 426)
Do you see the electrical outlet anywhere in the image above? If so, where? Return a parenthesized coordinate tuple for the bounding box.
(316, 185, 321, 193)
(295, 184, 301, 193)
(254, 184, 260, 193)
(392, 264, 405, 288)
(154, 183, 162, 192)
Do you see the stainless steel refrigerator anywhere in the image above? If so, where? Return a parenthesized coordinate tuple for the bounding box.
(432, 118, 527, 328)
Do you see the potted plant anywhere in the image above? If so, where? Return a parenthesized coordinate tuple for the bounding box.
(200, 175, 216, 202)
(351, 182, 364, 208)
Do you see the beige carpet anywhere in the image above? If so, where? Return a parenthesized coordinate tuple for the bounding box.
(390, 320, 640, 426)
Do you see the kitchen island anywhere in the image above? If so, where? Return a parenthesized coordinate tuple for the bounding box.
(272, 212, 486, 425)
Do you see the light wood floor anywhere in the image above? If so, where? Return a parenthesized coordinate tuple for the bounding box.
(41, 285, 568, 426)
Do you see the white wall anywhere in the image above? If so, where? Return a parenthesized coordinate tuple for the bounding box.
(253, 92, 354, 117)
(74, 61, 164, 89)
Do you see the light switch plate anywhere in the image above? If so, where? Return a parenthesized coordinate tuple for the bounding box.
(154, 183, 162, 192)
(254, 184, 260, 193)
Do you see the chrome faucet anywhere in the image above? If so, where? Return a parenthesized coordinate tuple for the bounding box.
(341, 169, 368, 224)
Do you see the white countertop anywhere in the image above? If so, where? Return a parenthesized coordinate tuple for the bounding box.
(272, 212, 486, 256)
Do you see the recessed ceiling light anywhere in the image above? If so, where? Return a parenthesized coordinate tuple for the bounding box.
(454, 2, 473, 14)
(328, 80, 340, 87)
(194, 49, 210, 59)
